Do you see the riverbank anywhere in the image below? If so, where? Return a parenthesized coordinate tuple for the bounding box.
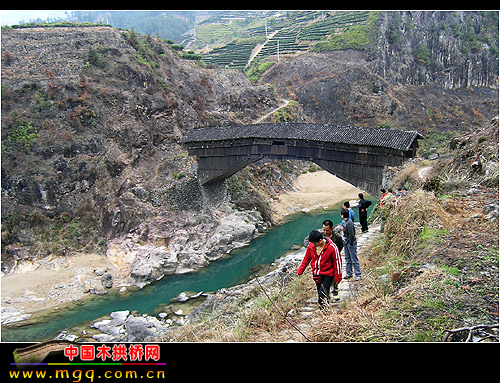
(1, 170, 360, 325)
(1, 252, 112, 326)
(167, 188, 499, 342)
(165, 221, 384, 342)
(270, 170, 363, 223)
(1, 170, 365, 339)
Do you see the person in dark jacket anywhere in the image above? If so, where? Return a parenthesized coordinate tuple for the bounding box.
(297, 230, 342, 310)
(322, 219, 343, 252)
(322, 219, 342, 301)
(358, 193, 372, 233)
(342, 210, 361, 281)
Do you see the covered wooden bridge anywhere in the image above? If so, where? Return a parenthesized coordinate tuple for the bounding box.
(181, 123, 423, 196)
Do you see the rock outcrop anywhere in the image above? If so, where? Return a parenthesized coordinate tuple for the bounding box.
(376, 11, 498, 89)
(106, 206, 265, 287)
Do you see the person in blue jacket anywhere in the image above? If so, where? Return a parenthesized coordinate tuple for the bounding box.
(342, 209, 361, 281)
(343, 201, 355, 222)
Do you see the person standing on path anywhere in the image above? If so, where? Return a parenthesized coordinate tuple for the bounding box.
(322, 220, 342, 301)
(322, 219, 343, 253)
(379, 188, 388, 207)
(343, 201, 355, 222)
(342, 210, 361, 281)
(358, 193, 372, 233)
(297, 230, 342, 311)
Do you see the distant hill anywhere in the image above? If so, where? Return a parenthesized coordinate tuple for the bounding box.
(11, 10, 375, 70)
(8, 10, 200, 41)
(187, 11, 374, 69)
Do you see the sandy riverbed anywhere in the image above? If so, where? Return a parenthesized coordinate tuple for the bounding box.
(1, 253, 111, 323)
(271, 170, 363, 222)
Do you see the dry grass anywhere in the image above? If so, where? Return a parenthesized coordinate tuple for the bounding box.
(165, 187, 498, 342)
(165, 274, 317, 342)
(391, 163, 426, 191)
(310, 188, 498, 342)
(376, 189, 454, 262)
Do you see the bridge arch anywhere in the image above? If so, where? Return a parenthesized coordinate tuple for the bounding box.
(181, 123, 423, 196)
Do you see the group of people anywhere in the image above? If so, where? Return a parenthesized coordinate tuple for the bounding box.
(296, 193, 372, 311)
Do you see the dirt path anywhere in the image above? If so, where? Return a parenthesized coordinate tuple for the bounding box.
(253, 98, 289, 124)
(279, 222, 383, 341)
(246, 30, 279, 68)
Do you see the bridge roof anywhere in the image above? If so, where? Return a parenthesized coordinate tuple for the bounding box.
(181, 123, 423, 151)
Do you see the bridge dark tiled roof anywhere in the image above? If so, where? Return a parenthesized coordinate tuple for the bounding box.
(181, 123, 423, 151)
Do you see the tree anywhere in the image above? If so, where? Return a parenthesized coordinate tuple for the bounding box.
(413, 42, 431, 65)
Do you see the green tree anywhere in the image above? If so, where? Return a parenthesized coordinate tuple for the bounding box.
(413, 42, 431, 65)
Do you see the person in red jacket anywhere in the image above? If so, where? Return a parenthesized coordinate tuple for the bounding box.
(297, 230, 342, 311)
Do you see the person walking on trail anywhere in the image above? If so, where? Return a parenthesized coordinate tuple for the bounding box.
(322, 220, 342, 301)
(358, 193, 372, 233)
(297, 230, 342, 311)
(342, 210, 361, 281)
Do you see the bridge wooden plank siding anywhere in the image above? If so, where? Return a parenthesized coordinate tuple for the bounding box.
(181, 123, 423, 196)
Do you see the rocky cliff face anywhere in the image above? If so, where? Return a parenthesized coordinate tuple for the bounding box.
(375, 11, 498, 89)
(1, 26, 279, 284)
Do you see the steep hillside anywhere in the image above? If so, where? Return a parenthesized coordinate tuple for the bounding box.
(257, 12, 498, 131)
(194, 11, 371, 69)
(216, 12, 497, 137)
(1, 26, 281, 282)
(182, 11, 498, 92)
(259, 50, 497, 132)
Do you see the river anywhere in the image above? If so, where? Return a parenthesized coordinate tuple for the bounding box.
(1, 199, 375, 342)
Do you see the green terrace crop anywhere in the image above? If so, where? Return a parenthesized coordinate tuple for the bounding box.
(201, 40, 260, 68)
(199, 11, 375, 70)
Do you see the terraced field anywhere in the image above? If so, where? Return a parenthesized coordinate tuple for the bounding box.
(202, 41, 257, 68)
(197, 11, 372, 69)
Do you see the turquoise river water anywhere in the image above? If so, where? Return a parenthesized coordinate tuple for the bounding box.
(1, 199, 375, 342)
